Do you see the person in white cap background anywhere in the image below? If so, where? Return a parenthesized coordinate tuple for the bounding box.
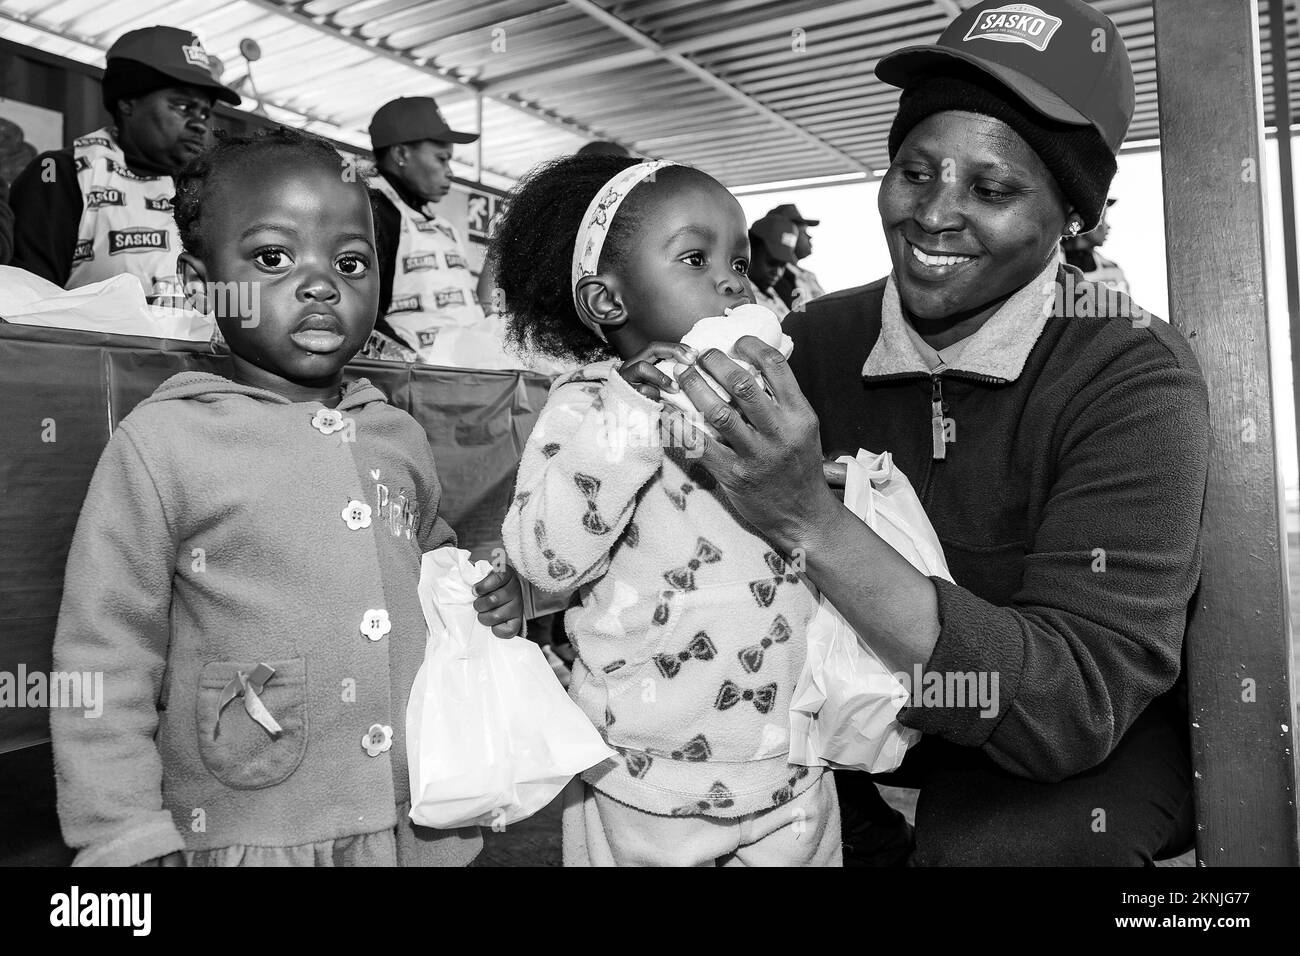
(671, 0, 1206, 866)
(367, 96, 506, 365)
(1062, 197, 1130, 296)
(9, 25, 238, 298)
(746, 211, 799, 320)
(767, 203, 826, 310)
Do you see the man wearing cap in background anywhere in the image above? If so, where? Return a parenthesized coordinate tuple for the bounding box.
(1062, 197, 1130, 295)
(768, 202, 827, 310)
(747, 212, 800, 320)
(9, 26, 237, 298)
(367, 96, 501, 364)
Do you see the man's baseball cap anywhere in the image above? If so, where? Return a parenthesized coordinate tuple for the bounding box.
(106, 26, 240, 105)
(369, 97, 479, 150)
(876, 0, 1134, 153)
(767, 203, 819, 227)
(749, 213, 800, 265)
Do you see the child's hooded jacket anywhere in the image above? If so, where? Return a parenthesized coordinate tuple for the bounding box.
(51, 371, 481, 866)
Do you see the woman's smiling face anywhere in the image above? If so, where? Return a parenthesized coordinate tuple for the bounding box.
(878, 110, 1071, 324)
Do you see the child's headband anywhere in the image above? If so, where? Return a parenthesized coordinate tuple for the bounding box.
(571, 159, 679, 343)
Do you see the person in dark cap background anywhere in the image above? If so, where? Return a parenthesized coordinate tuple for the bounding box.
(9, 25, 238, 296)
(747, 211, 799, 320)
(366, 95, 501, 364)
(1062, 197, 1130, 296)
(767, 202, 826, 310)
(668, 0, 1206, 866)
(575, 140, 632, 158)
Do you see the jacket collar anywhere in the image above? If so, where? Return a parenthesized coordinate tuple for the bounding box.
(862, 251, 1062, 382)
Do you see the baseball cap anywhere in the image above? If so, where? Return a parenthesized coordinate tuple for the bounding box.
(876, 0, 1134, 153)
(767, 203, 819, 227)
(369, 97, 479, 150)
(106, 26, 240, 105)
(749, 213, 800, 265)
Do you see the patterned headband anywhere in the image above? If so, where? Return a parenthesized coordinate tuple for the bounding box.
(571, 159, 679, 342)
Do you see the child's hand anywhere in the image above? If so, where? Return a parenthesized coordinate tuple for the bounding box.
(618, 342, 698, 401)
(473, 564, 525, 638)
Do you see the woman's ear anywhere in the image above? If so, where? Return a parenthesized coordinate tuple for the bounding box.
(178, 253, 210, 314)
(575, 275, 628, 336)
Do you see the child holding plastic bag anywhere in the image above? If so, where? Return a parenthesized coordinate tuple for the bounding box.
(496, 155, 841, 866)
(50, 127, 523, 867)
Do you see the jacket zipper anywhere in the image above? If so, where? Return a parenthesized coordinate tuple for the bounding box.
(861, 368, 1007, 499)
(930, 374, 949, 461)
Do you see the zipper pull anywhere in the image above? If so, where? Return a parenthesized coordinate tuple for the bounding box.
(931, 376, 947, 460)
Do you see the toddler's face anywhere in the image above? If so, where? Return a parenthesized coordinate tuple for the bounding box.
(609, 171, 754, 354)
(188, 160, 379, 395)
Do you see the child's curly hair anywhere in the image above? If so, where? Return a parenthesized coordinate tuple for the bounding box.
(488, 153, 652, 364)
(174, 125, 378, 260)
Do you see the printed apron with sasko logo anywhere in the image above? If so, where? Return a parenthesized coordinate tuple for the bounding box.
(67, 127, 183, 301)
(369, 176, 488, 360)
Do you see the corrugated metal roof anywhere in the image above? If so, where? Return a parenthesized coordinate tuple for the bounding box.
(1, 0, 1297, 189)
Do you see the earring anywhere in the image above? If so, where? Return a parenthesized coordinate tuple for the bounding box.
(1066, 220, 1082, 238)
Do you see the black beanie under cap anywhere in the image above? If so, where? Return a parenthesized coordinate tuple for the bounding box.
(102, 60, 191, 114)
(887, 71, 1117, 232)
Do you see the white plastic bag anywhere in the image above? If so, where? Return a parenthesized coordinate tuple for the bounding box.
(654, 303, 793, 439)
(406, 547, 615, 828)
(0, 266, 212, 340)
(789, 450, 953, 773)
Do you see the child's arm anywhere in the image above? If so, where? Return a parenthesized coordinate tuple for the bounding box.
(50, 429, 186, 867)
(415, 445, 458, 554)
(503, 371, 666, 592)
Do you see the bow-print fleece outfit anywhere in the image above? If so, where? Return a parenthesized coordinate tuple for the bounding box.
(504, 362, 840, 864)
(51, 372, 482, 867)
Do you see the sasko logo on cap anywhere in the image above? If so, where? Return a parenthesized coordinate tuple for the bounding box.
(182, 42, 210, 69)
(963, 3, 1062, 52)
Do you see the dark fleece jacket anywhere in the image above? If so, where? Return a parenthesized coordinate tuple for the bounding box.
(51, 371, 480, 865)
(786, 265, 1209, 783)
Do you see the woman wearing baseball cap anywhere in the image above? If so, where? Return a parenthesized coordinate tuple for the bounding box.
(9, 25, 239, 299)
(673, 0, 1207, 865)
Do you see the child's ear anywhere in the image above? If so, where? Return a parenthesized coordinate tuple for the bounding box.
(178, 253, 210, 314)
(576, 276, 627, 336)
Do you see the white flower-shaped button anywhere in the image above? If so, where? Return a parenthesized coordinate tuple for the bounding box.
(360, 608, 391, 642)
(342, 500, 372, 530)
(362, 723, 393, 757)
(311, 407, 347, 435)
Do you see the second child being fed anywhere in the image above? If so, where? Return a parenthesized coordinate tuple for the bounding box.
(496, 156, 840, 866)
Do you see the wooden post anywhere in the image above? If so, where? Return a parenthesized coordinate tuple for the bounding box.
(1270, 0, 1300, 472)
(1154, 0, 1300, 865)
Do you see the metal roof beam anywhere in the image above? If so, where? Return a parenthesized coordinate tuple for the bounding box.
(241, 0, 614, 146)
(545, 0, 869, 173)
(657, 0, 904, 53)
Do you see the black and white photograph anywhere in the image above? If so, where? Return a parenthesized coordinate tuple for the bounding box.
(0, 0, 1294, 933)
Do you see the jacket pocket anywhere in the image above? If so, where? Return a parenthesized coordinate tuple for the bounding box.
(196, 658, 308, 790)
